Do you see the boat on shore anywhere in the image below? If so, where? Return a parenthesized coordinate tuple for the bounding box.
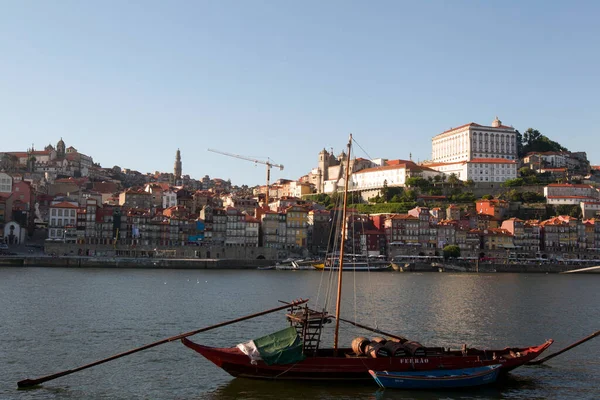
(369, 364, 502, 389)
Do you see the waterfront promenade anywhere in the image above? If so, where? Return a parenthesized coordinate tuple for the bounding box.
(1, 253, 598, 272)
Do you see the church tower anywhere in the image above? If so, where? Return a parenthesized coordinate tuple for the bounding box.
(174, 149, 182, 183)
(318, 148, 330, 193)
(56, 138, 66, 158)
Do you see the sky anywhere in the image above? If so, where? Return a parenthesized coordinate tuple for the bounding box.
(1, 1, 599, 186)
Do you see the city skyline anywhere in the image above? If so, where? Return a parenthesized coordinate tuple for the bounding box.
(2, 1, 599, 186)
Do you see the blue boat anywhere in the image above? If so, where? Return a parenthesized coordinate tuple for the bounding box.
(369, 365, 502, 389)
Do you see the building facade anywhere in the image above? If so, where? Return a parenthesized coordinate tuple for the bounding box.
(431, 117, 517, 163)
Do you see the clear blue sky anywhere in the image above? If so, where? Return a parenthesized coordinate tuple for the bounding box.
(2, 1, 598, 186)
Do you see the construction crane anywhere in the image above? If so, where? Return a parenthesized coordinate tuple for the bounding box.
(207, 148, 284, 206)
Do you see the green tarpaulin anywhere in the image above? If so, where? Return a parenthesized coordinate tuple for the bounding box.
(253, 326, 306, 366)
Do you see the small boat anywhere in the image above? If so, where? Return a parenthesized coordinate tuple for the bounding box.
(313, 255, 391, 271)
(369, 365, 502, 389)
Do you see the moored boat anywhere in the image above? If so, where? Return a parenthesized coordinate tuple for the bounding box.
(369, 364, 502, 389)
(182, 336, 552, 380)
(182, 135, 554, 382)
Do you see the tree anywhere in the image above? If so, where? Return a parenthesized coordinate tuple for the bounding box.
(381, 179, 389, 202)
(443, 245, 461, 260)
(0, 154, 19, 172)
(406, 177, 429, 190)
(502, 178, 524, 187)
(447, 173, 460, 187)
(516, 129, 524, 158)
(521, 128, 568, 155)
(519, 167, 536, 177)
(481, 194, 494, 200)
(401, 189, 417, 202)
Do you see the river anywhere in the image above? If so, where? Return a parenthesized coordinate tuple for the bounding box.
(1, 267, 599, 399)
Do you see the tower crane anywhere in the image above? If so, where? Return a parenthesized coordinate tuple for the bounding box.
(207, 148, 284, 206)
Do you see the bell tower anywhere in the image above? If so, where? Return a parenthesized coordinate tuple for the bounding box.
(174, 149, 182, 183)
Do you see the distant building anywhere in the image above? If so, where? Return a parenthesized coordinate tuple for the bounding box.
(431, 116, 517, 163)
(544, 183, 600, 205)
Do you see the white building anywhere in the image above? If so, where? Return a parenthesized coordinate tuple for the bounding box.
(162, 190, 177, 209)
(581, 201, 600, 219)
(48, 200, 79, 241)
(426, 158, 518, 183)
(431, 117, 517, 163)
(0, 172, 12, 193)
(544, 183, 600, 205)
(350, 161, 441, 191)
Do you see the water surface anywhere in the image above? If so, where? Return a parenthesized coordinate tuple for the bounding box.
(1, 267, 599, 399)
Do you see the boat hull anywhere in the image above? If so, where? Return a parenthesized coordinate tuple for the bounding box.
(181, 338, 552, 381)
(369, 365, 501, 389)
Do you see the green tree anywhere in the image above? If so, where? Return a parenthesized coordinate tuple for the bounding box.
(502, 178, 524, 187)
(521, 128, 568, 155)
(481, 194, 494, 200)
(381, 180, 389, 202)
(447, 173, 461, 187)
(521, 191, 545, 203)
(406, 177, 430, 190)
(519, 167, 536, 177)
(443, 245, 461, 260)
(401, 189, 417, 202)
(516, 129, 524, 157)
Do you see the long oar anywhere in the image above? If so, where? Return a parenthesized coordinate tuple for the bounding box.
(526, 329, 600, 365)
(337, 317, 409, 343)
(278, 300, 409, 343)
(18, 298, 308, 388)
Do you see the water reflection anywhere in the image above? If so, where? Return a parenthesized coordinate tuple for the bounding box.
(204, 377, 514, 400)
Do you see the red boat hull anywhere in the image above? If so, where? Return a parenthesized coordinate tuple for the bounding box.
(181, 338, 553, 381)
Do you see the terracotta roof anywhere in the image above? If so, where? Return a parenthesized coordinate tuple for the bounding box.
(436, 122, 481, 136)
(50, 201, 79, 208)
(547, 196, 597, 199)
(483, 228, 513, 236)
(434, 121, 515, 138)
(390, 214, 418, 220)
(354, 161, 437, 175)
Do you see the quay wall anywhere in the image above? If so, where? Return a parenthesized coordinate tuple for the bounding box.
(2, 256, 272, 269)
(2, 256, 597, 272)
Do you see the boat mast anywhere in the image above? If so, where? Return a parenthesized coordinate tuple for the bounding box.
(333, 133, 352, 354)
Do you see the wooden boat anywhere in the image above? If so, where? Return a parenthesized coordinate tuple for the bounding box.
(182, 337, 552, 380)
(181, 134, 554, 381)
(369, 364, 502, 389)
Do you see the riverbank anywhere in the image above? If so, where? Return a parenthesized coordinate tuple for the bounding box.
(1, 255, 599, 272)
(0, 256, 272, 269)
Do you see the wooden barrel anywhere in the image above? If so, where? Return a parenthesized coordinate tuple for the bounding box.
(403, 341, 426, 356)
(365, 342, 391, 358)
(371, 337, 387, 345)
(351, 337, 370, 355)
(383, 341, 407, 357)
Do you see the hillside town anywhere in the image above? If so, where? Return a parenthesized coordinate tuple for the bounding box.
(1, 117, 600, 263)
